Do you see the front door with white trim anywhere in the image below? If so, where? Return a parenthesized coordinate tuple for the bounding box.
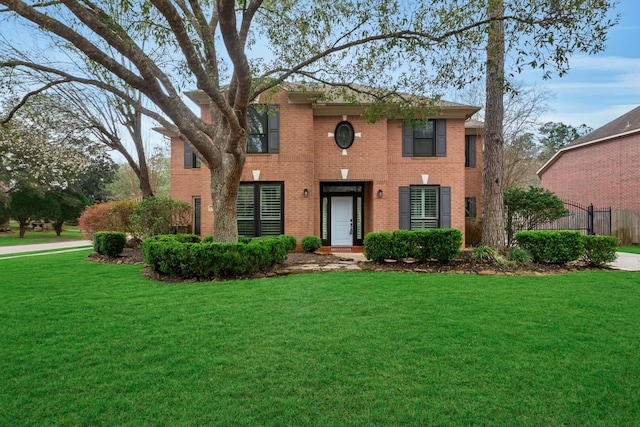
(331, 196, 353, 246)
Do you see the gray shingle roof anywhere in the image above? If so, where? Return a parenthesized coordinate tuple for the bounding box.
(565, 105, 640, 148)
(538, 105, 640, 176)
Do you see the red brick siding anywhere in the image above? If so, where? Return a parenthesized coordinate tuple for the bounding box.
(465, 130, 483, 218)
(170, 89, 482, 244)
(540, 133, 640, 210)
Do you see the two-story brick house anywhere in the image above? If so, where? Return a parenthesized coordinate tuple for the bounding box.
(167, 84, 483, 248)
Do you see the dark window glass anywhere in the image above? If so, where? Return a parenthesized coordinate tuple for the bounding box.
(413, 120, 435, 157)
(247, 105, 268, 153)
(334, 121, 355, 149)
(465, 197, 477, 218)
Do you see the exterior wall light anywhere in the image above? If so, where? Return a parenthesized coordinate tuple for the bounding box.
(377, 189, 383, 198)
(303, 188, 309, 198)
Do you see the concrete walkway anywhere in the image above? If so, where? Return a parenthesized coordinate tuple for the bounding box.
(0, 240, 93, 256)
(610, 252, 640, 271)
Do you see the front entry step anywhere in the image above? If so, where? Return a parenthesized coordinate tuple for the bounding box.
(319, 246, 364, 253)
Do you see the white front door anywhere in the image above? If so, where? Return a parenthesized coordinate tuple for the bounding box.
(331, 197, 353, 246)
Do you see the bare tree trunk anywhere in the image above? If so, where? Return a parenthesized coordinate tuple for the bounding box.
(53, 221, 63, 236)
(482, 0, 507, 251)
(19, 220, 28, 238)
(209, 152, 245, 242)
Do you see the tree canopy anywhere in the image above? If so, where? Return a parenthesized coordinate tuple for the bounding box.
(0, 0, 618, 242)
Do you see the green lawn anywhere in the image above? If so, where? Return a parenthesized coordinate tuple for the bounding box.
(618, 245, 640, 255)
(2, 251, 639, 426)
(0, 222, 85, 246)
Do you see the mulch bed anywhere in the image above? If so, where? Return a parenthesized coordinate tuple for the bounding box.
(87, 248, 604, 283)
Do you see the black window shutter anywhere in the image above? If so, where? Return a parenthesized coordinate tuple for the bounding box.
(399, 186, 411, 229)
(184, 141, 193, 168)
(440, 186, 451, 228)
(436, 119, 447, 157)
(268, 105, 280, 153)
(402, 123, 413, 157)
(467, 135, 476, 167)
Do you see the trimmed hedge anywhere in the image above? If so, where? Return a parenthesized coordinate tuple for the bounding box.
(301, 236, 322, 253)
(515, 230, 585, 264)
(129, 197, 193, 240)
(93, 231, 127, 257)
(142, 234, 292, 279)
(364, 229, 462, 262)
(583, 235, 619, 266)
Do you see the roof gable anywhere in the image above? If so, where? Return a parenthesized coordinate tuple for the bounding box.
(538, 105, 640, 176)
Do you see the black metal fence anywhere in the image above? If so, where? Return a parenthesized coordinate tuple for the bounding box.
(536, 200, 612, 235)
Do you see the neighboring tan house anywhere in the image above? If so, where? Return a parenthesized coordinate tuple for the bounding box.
(538, 105, 640, 242)
(166, 84, 483, 248)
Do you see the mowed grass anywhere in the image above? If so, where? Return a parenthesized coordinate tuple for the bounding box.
(0, 222, 85, 246)
(2, 251, 640, 426)
(619, 245, 640, 255)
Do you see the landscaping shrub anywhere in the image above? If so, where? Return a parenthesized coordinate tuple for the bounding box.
(282, 234, 297, 252)
(413, 230, 432, 260)
(515, 230, 584, 264)
(363, 231, 393, 261)
(78, 200, 137, 239)
(301, 236, 322, 253)
(93, 231, 127, 257)
(364, 229, 462, 262)
(201, 235, 250, 244)
(471, 245, 499, 263)
(504, 187, 569, 245)
(428, 229, 463, 262)
(142, 234, 293, 279)
(391, 230, 417, 260)
(507, 247, 533, 265)
(172, 234, 201, 243)
(582, 235, 619, 266)
(129, 197, 192, 240)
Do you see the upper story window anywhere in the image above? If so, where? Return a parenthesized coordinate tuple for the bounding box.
(465, 135, 477, 167)
(334, 121, 355, 149)
(402, 119, 446, 157)
(413, 120, 435, 156)
(183, 142, 201, 168)
(247, 104, 280, 154)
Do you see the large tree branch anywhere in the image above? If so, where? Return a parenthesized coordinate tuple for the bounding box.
(216, 0, 251, 119)
(150, 0, 229, 123)
(252, 13, 557, 96)
(1, 79, 71, 123)
(0, 60, 180, 133)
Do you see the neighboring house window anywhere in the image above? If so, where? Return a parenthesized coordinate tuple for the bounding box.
(465, 135, 477, 167)
(237, 182, 284, 237)
(184, 142, 201, 168)
(465, 197, 477, 218)
(399, 185, 451, 229)
(247, 104, 280, 154)
(402, 119, 447, 157)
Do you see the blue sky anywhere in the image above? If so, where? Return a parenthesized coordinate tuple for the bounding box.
(522, 0, 640, 129)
